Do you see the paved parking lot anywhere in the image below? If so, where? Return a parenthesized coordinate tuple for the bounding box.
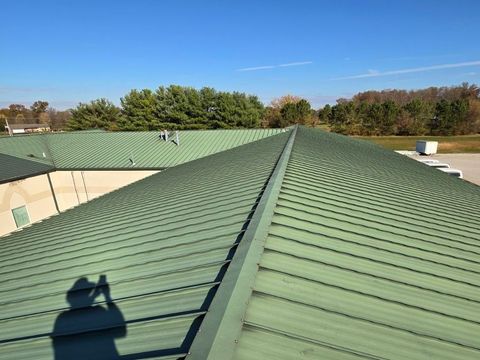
(412, 154, 480, 186)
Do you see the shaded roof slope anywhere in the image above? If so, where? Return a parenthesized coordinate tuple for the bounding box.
(0, 153, 54, 184)
(0, 132, 290, 359)
(220, 127, 480, 360)
(0, 134, 52, 165)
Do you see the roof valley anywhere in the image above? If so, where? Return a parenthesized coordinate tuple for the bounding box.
(185, 126, 298, 360)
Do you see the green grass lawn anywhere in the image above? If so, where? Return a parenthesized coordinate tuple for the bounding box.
(355, 135, 480, 153)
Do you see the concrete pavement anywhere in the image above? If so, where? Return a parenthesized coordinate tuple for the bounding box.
(412, 153, 480, 186)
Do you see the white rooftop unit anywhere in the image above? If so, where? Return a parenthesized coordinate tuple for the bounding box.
(426, 162, 450, 169)
(416, 140, 438, 155)
(438, 168, 463, 179)
(417, 159, 440, 164)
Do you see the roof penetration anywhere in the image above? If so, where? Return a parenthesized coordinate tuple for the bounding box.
(1, 126, 480, 360)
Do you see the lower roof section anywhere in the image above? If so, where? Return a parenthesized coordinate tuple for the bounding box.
(0, 129, 285, 170)
(47, 128, 286, 169)
(0, 134, 52, 166)
(0, 153, 54, 183)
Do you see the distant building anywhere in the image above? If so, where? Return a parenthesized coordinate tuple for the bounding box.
(5, 123, 51, 135)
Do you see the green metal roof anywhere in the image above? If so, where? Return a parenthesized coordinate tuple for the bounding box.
(0, 153, 54, 183)
(0, 129, 284, 170)
(227, 127, 480, 360)
(2, 126, 480, 359)
(47, 129, 285, 169)
(0, 134, 53, 165)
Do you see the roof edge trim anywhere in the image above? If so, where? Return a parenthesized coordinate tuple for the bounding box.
(186, 126, 298, 360)
(0, 169, 54, 185)
(52, 167, 167, 171)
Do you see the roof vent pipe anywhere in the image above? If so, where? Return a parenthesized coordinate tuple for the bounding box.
(175, 131, 179, 146)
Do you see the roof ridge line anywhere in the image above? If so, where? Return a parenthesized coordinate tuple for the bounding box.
(185, 125, 298, 360)
(43, 134, 57, 169)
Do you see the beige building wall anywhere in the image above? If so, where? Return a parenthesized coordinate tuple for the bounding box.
(80, 170, 158, 201)
(0, 174, 58, 237)
(48, 171, 83, 212)
(0, 170, 158, 237)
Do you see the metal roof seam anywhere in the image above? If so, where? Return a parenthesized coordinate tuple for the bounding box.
(261, 248, 480, 304)
(270, 212, 480, 256)
(275, 201, 480, 245)
(0, 262, 230, 311)
(249, 291, 480, 352)
(277, 188, 480, 238)
(253, 267, 480, 323)
(238, 323, 384, 360)
(267, 222, 480, 270)
(282, 175, 480, 225)
(265, 231, 480, 288)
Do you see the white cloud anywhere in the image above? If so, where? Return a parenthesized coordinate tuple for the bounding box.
(335, 60, 480, 80)
(236, 65, 276, 72)
(278, 61, 313, 67)
(236, 61, 313, 72)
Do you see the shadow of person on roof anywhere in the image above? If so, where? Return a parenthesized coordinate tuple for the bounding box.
(51, 275, 127, 360)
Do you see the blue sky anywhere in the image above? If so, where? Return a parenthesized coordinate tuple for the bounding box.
(1, 0, 480, 109)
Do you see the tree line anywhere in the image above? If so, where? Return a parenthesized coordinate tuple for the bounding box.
(319, 83, 480, 136)
(67, 87, 314, 131)
(68, 85, 265, 131)
(2, 83, 479, 135)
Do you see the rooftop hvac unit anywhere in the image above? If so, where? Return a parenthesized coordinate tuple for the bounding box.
(416, 140, 438, 155)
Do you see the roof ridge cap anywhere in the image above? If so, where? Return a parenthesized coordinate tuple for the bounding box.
(42, 135, 57, 169)
(186, 125, 297, 360)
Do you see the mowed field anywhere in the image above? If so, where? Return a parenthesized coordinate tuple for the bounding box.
(356, 135, 480, 153)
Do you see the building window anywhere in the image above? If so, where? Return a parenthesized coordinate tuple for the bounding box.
(12, 205, 30, 228)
